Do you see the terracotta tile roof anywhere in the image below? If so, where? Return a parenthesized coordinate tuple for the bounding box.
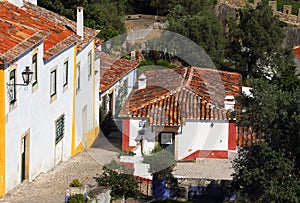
(294, 45, 300, 59)
(100, 53, 139, 92)
(120, 67, 242, 126)
(95, 37, 103, 47)
(0, 1, 99, 63)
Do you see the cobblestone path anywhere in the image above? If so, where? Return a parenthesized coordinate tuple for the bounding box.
(0, 134, 120, 203)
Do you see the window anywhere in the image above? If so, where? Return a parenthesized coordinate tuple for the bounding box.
(9, 69, 16, 103)
(55, 115, 65, 144)
(50, 69, 57, 97)
(76, 64, 80, 91)
(32, 53, 37, 85)
(63, 60, 68, 86)
(88, 52, 92, 78)
(160, 132, 173, 144)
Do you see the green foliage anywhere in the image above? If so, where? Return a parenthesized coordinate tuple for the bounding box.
(232, 143, 300, 202)
(167, 4, 225, 67)
(115, 79, 128, 116)
(38, 0, 126, 40)
(225, 1, 286, 78)
(67, 194, 88, 203)
(233, 77, 300, 201)
(275, 0, 300, 15)
(99, 96, 115, 136)
(156, 59, 176, 68)
(119, 150, 136, 157)
(96, 160, 139, 199)
(143, 146, 176, 180)
(69, 178, 83, 187)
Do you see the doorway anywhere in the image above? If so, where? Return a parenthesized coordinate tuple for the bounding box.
(21, 134, 29, 182)
(82, 105, 88, 148)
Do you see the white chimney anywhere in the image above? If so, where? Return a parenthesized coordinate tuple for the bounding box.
(138, 74, 147, 90)
(24, 0, 37, 5)
(77, 7, 84, 39)
(8, 0, 23, 7)
(224, 95, 235, 111)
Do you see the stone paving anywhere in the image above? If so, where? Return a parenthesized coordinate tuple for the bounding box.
(0, 135, 120, 203)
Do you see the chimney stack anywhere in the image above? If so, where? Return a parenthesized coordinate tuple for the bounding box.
(8, 0, 23, 7)
(224, 95, 235, 111)
(77, 7, 84, 39)
(138, 74, 147, 90)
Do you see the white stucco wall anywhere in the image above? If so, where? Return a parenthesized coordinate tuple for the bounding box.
(177, 121, 229, 160)
(75, 40, 98, 149)
(5, 42, 76, 192)
(129, 120, 140, 146)
(126, 120, 229, 160)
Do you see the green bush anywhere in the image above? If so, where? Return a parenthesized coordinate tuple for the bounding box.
(69, 179, 83, 187)
(96, 160, 139, 199)
(119, 150, 136, 157)
(67, 194, 88, 203)
(156, 59, 177, 68)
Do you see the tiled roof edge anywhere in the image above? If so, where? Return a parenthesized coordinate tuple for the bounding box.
(0, 30, 49, 64)
(44, 35, 78, 61)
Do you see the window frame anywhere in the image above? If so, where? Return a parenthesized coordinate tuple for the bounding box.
(9, 69, 16, 104)
(32, 53, 38, 85)
(63, 60, 68, 87)
(88, 51, 92, 79)
(76, 63, 80, 93)
(50, 69, 57, 97)
(55, 114, 65, 145)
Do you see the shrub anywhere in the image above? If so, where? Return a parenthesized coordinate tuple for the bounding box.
(96, 160, 139, 199)
(67, 194, 88, 203)
(69, 179, 83, 187)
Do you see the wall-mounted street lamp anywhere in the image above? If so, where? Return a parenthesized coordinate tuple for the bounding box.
(7, 66, 34, 86)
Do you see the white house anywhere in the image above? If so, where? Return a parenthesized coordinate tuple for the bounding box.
(99, 53, 138, 117)
(119, 67, 242, 160)
(0, 0, 99, 196)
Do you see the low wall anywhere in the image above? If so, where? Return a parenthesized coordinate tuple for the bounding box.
(90, 187, 111, 203)
(125, 14, 166, 21)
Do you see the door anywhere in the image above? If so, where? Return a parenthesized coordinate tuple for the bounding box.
(21, 134, 29, 182)
(108, 92, 114, 115)
(82, 105, 88, 148)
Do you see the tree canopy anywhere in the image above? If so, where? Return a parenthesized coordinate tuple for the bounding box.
(232, 75, 300, 201)
(38, 0, 126, 40)
(166, 2, 225, 67)
(225, 1, 286, 79)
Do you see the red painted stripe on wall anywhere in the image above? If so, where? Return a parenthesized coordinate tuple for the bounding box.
(122, 119, 135, 152)
(228, 120, 237, 150)
(182, 150, 228, 160)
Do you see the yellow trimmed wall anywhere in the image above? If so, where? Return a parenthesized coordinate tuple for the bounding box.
(71, 45, 77, 156)
(86, 126, 100, 149)
(0, 65, 6, 196)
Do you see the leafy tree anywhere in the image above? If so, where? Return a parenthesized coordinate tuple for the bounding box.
(232, 142, 300, 202)
(96, 160, 139, 200)
(167, 4, 225, 67)
(233, 78, 300, 201)
(225, 1, 286, 78)
(38, 0, 126, 40)
(143, 146, 176, 198)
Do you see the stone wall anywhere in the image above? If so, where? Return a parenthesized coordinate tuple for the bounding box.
(220, 0, 300, 26)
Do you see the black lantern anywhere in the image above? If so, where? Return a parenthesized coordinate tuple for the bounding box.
(7, 66, 33, 87)
(22, 66, 33, 85)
